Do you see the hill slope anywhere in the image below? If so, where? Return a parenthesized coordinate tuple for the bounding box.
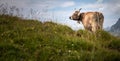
(0, 15, 120, 61)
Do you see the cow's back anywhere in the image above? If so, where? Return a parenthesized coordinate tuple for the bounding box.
(81, 12, 104, 32)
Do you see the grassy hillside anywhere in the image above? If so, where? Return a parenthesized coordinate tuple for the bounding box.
(0, 15, 120, 61)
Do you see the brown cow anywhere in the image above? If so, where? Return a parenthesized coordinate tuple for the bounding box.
(69, 8, 104, 32)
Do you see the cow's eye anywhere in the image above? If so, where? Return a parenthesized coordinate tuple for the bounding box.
(74, 14, 78, 16)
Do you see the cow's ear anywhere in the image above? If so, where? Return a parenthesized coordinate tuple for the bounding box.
(78, 8, 82, 16)
(78, 12, 81, 16)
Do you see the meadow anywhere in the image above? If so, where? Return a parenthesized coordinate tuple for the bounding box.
(0, 15, 120, 61)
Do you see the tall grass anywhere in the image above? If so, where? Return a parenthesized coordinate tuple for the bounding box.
(0, 15, 120, 61)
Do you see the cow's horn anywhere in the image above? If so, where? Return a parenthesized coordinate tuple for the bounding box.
(79, 8, 82, 11)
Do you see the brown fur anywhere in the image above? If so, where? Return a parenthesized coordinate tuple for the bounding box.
(69, 11, 104, 32)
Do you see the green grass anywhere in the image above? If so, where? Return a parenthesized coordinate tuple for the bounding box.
(0, 15, 120, 61)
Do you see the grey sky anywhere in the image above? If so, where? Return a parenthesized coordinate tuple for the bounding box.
(0, 0, 120, 30)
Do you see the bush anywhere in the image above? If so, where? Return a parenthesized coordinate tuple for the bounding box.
(108, 39, 120, 51)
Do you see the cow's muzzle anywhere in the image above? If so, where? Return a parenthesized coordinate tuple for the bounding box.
(69, 16, 72, 19)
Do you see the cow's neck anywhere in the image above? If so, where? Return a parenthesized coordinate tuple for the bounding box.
(79, 13, 84, 22)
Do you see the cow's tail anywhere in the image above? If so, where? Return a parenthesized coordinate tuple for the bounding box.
(95, 12, 100, 30)
(99, 12, 104, 29)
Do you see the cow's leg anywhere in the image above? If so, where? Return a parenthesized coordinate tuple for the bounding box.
(83, 25, 92, 32)
(91, 22, 97, 32)
(84, 26, 87, 30)
(98, 20, 103, 30)
(87, 24, 92, 31)
(100, 19, 104, 29)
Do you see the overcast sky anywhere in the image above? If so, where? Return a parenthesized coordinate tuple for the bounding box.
(0, 0, 120, 30)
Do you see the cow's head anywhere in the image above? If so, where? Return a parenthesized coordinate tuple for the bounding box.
(69, 8, 82, 21)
